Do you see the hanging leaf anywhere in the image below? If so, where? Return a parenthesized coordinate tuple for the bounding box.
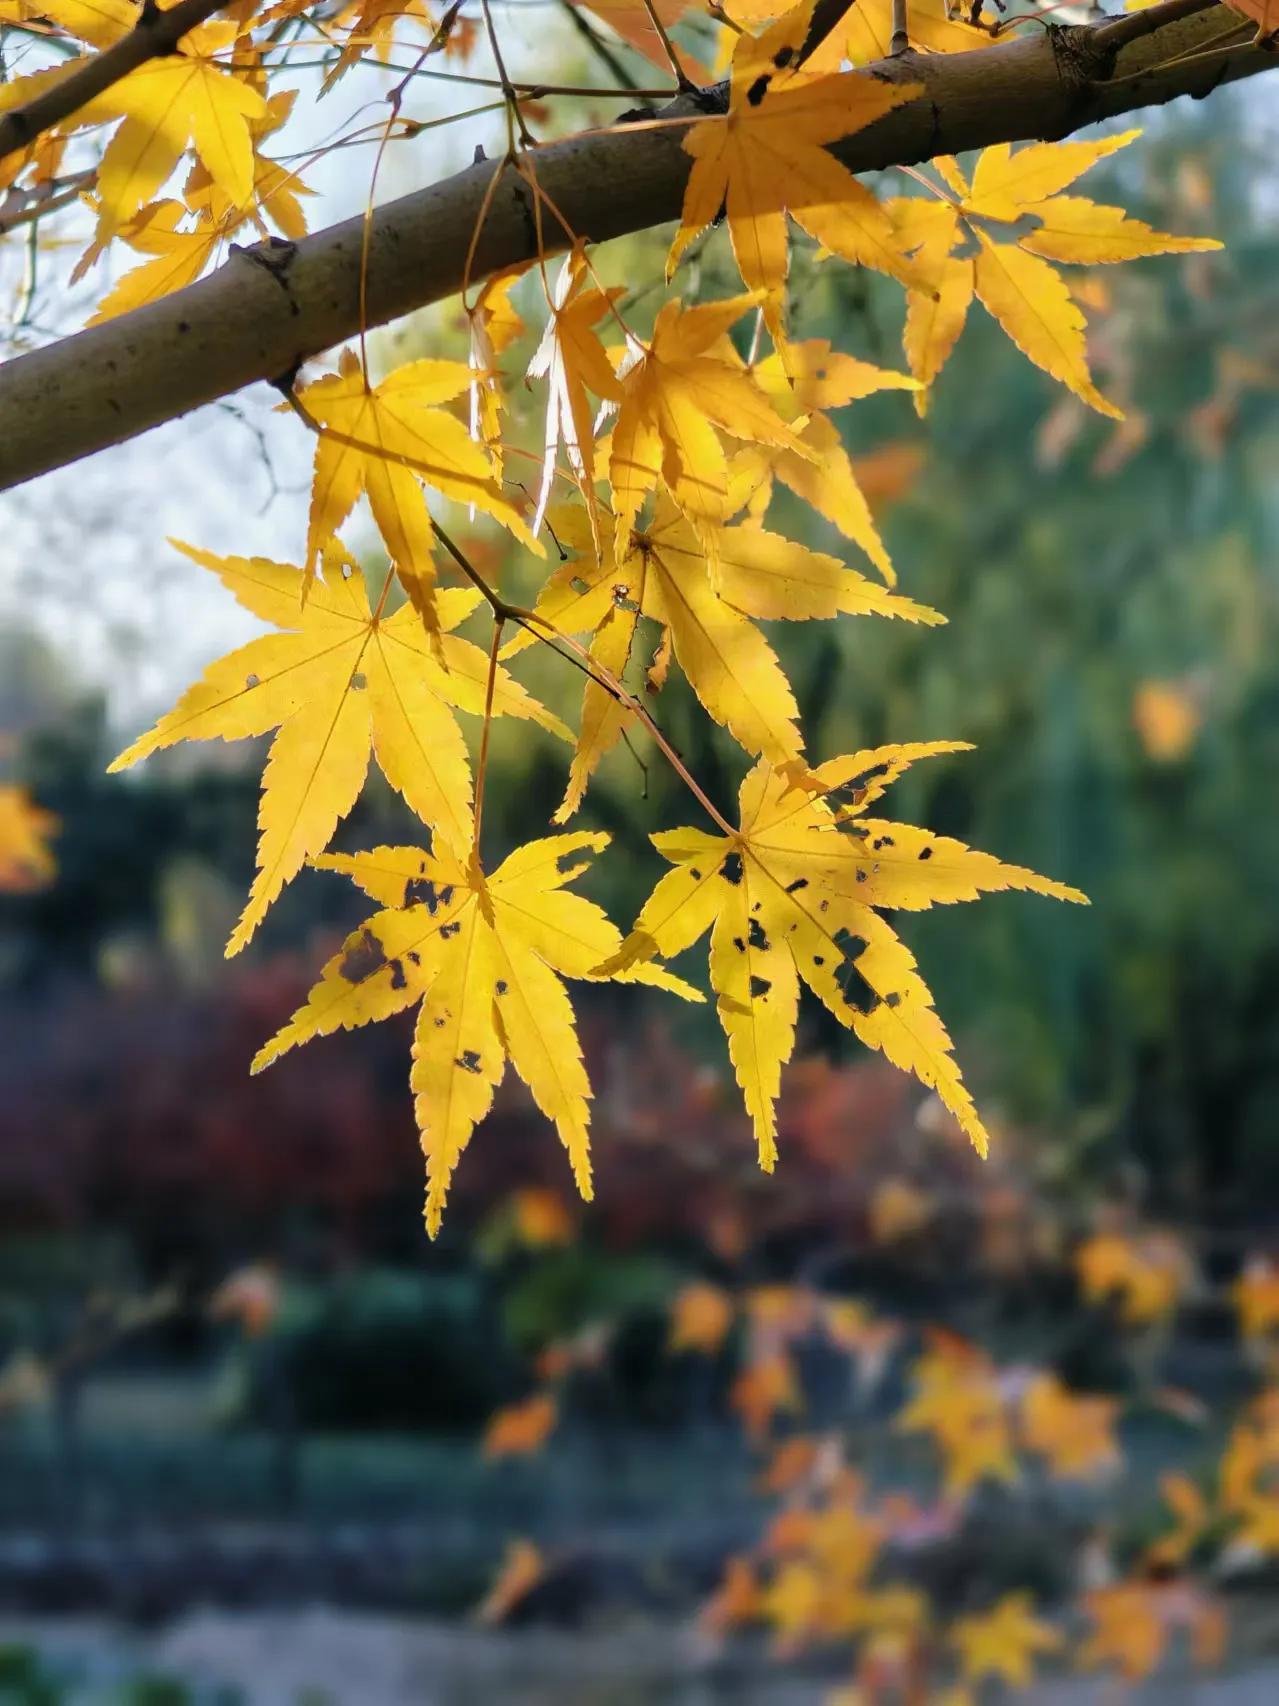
(252, 831, 702, 1233)
(110, 542, 567, 955)
(599, 747, 1084, 1165)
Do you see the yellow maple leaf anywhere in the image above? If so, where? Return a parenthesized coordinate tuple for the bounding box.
(511, 494, 938, 817)
(527, 245, 624, 549)
(607, 294, 810, 556)
(468, 264, 528, 483)
(0, 785, 59, 892)
(669, 1281, 735, 1354)
(483, 1391, 558, 1458)
(1235, 1257, 1279, 1341)
(78, 91, 308, 323)
(298, 348, 540, 622)
(506, 1185, 575, 1247)
(1132, 678, 1203, 763)
(1078, 1581, 1166, 1683)
(897, 1334, 1018, 1497)
(87, 22, 268, 236)
(726, 0, 994, 65)
(1150, 1470, 1211, 1568)
(729, 339, 921, 584)
(599, 746, 1084, 1166)
(1075, 1229, 1188, 1325)
(568, 0, 709, 80)
(475, 1537, 546, 1625)
(1018, 1373, 1121, 1481)
(0, 12, 268, 234)
(109, 542, 567, 956)
(762, 1556, 825, 1650)
(890, 131, 1220, 416)
(731, 1351, 800, 1441)
(251, 831, 702, 1232)
(318, 0, 441, 87)
(758, 1434, 819, 1493)
(669, 1, 922, 345)
(843, 0, 994, 61)
(951, 1592, 1062, 1688)
(701, 1554, 762, 1636)
(85, 201, 224, 325)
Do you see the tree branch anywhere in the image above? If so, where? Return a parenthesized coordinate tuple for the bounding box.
(0, 2, 1272, 493)
(0, 0, 229, 163)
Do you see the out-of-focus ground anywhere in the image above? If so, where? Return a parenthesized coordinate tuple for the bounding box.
(2, 1611, 1279, 1703)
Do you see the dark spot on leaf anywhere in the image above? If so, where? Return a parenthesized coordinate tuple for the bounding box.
(819, 899, 829, 912)
(339, 927, 386, 984)
(831, 762, 890, 808)
(496, 979, 508, 995)
(785, 877, 808, 893)
(733, 936, 746, 953)
(919, 845, 934, 860)
(456, 1050, 482, 1073)
(434, 1016, 446, 1028)
(832, 928, 879, 1015)
(690, 868, 702, 880)
(886, 992, 902, 1008)
(440, 921, 461, 938)
(405, 877, 455, 914)
(748, 917, 768, 950)
(872, 835, 894, 851)
(388, 958, 406, 990)
(813, 954, 825, 966)
(856, 868, 867, 883)
(773, 44, 793, 67)
(746, 72, 770, 106)
(721, 852, 743, 886)
(408, 951, 420, 966)
(749, 975, 771, 999)
(350, 672, 367, 691)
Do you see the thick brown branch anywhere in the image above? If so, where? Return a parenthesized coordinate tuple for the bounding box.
(0, 0, 228, 163)
(0, 3, 1272, 493)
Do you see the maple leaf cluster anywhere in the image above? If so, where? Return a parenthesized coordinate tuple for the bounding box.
(468, 1191, 1279, 1696)
(9, 0, 1217, 1231)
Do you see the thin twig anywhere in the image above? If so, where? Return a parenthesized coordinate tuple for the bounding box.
(472, 615, 506, 852)
(890, 0, 911, 55)
(638, 0, 698, 91)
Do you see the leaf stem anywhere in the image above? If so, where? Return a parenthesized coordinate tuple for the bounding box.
(472, 614, 505, 854)
(431, 519, 735, 837)
(890, 0, 910, 55)
(638, 0, 699, 92)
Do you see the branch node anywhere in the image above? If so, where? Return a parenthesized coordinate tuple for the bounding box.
(231, 237, 301, 316)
